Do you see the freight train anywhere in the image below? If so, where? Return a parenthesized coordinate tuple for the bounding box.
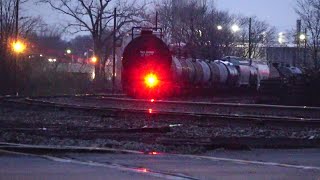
(122, 28, 303, 98)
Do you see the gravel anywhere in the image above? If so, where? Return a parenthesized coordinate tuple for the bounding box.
(35, 96, 320, 118)
(1, 103, 320, 154)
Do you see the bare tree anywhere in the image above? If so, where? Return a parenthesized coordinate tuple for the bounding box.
(153, 0, 276, 60)
(69, 35, 93, 59)
(235, 16, 276, 59)
(0, 0, 43, 94)
(155, 0, 228, 59)
(200, 9, 235, 59)
(0, 0, 42, 56)
(153, 0, 173, 43)
(31, 25, 67, 58)
(0, 0, 17, 59)
(39, 0, 146, 80)
(296, 0, 320, 69)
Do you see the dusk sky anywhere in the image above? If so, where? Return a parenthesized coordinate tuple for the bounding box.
(215, 0, 298, 31)
(25, 0, 299, 36)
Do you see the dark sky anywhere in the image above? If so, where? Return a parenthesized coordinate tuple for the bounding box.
(26, 0, 298, 36)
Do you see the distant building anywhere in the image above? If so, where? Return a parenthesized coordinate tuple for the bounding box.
(266, 47, 314, 68)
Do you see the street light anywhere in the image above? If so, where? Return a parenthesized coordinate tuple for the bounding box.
(278, 32, 285, 45)
(91, 56, 97, 64)
(12, 40, 26, 96)
(66, 49, 72, 54)
(299, 34, 306, 41)
(66, 49, 74, 62)
(299, 30, 308, 66)
(217, 25, 223, 31)
(231, 24, 240, 33)
(198, 30, 203, 37)
(12, 40, 26, 54)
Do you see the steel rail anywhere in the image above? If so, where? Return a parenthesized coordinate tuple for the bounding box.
(80, 96, 320, 119)
(95, 96, 320, 111)
(3, 96, 320, 125)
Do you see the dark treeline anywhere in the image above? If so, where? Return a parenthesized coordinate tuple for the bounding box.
(1, 0, 319, 95)
(154, 0, 276, 60)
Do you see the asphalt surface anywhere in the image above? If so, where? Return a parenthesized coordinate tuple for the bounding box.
(1, 149, 320, 180)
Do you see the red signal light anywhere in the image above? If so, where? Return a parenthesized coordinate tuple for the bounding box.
(148, 151, 160, 155)
(144, 73, 159, 88)
(137, 168, 148, 173)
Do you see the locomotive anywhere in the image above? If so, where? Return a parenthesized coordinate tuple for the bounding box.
(122, 28, 303, 98)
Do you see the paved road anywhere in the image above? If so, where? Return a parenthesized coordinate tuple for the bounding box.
(1, 149, 320, 180)
(0, 153, 162, 180)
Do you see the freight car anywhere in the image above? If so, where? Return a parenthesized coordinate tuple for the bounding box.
(122, 28, 303, 98)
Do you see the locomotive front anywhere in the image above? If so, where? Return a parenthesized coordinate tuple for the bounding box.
(122, 30, 173, 97)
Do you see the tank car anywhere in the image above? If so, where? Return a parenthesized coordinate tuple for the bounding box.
(122, 29, 173, 97)
(121, 28, 301, 98)
(259, 63, 304, 97)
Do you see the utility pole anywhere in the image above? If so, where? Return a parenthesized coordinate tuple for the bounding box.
(14, 0, 19, 96)
(248, 17, 252, 65)
(112, 8, 116, 94)
(15, 0, 19, 39)
(304, 28, 307, 67)
(155, 11, 158, 29)
(0, 0, 3, 38)
(0, 0, 3, 57)
(295, 19, 302, 67)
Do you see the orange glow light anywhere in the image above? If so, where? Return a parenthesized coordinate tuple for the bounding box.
(12, 41, 26, 54)
(148, 151, 159, 155)
(144, 73, 159, 88)
(148, 109, 153, 114)
(91, 56, 97, 64)
(150, 99, 155, 103)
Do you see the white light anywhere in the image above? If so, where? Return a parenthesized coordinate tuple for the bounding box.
(198, 30, 202, 37)
(91, 71, 95, 80)
(299, 34, 306, 41)
(40, 54, 43, 57)
(48, 58, 57, 62)
(231, 24, 240, 33)
(278, 32, 285, 44)
(217, 25, 223, 30)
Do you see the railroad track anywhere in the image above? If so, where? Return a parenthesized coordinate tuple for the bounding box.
(0, 126, 169, 145)
(2, 94, 320, 125)
(2, 120, 320, 149)
(2, 94, 320, 150)
(93, 96, 320, 118)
